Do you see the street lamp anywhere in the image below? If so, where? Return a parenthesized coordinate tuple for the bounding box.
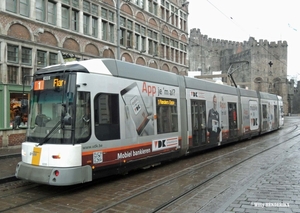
(117, 0, 130, 60)
(159, 1, 189, 58)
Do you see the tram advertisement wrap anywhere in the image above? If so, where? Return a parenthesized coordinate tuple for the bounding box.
(121, 81, 179, 138)
(249, 100, 259, 130)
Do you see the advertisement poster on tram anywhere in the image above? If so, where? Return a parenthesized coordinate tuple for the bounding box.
(249, 100, 259, 130)
(121, 81, 179, 139)
(207, 94, 222, 144)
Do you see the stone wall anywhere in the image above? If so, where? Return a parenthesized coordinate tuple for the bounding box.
(188, 28, 290, 114)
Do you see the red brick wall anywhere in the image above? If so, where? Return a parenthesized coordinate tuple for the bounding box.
(8, 23, 31, 41)
(8, 133, 26, 146)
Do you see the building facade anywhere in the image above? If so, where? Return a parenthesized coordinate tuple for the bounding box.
(0, 0, 189, 148)
(189, 28, 290, 114)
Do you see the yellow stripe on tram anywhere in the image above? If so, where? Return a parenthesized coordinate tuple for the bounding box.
(31, 147, 42, 165)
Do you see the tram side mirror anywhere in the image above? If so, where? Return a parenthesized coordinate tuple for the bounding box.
(63, 113, 72, 125)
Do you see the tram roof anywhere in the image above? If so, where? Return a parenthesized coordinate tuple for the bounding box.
(184, 76, 238, 95)
(259, 91, 278, 100)
(239, 88, 258, 98)
(101, 59, 180, 86)
(35, 63, 89, 75)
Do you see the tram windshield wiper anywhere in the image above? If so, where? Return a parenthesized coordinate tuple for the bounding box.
(38, 120, 61, 146)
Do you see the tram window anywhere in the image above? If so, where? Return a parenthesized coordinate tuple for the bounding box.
(156, 98, 178, 134)
(280, 106, 284, 117)
(75, 92, 91, 143)
(262, 104, 267, 119)
(94, 93, 120, 140)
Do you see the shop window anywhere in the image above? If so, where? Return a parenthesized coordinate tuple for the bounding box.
(10, 93, 29, 129)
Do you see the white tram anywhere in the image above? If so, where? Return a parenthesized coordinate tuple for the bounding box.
(15, 59, 283, 185)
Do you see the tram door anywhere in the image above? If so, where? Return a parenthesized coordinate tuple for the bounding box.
(262, 104, 268, 131)
(228, 102, 238, 138)
(274, 105, 278, 129)
(191, 100, 206, 146)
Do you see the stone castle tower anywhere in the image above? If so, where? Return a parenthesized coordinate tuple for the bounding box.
(188, 28, 289, 114)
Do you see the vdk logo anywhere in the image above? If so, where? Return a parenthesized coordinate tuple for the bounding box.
(152, 137, 179, 151)
(155, 140, 166, 148)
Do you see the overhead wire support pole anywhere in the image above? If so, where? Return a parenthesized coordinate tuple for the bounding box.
(227, 65, 237, 88)
(227, 61, 249, 88)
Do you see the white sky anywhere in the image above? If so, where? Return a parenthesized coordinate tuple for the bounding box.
(187, 0, 299, 80)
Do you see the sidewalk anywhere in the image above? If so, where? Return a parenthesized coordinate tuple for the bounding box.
(0, 146, 21, 179)
(220, 145, 300, 213)
(0, 145, 21, 156)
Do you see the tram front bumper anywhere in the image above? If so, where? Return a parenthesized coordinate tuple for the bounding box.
(15, 161, 92, 186)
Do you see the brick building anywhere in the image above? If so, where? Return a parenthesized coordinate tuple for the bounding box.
(188, 28, 291, 115)
(0, 0, 189, 148)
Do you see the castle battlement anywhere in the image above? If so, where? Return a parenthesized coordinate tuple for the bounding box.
(190, 28, 245, 48)
(190, 28, 287, 49)
(254, 38, 288, 47)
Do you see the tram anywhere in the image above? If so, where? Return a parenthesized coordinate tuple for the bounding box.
(15, 59, 283, 185)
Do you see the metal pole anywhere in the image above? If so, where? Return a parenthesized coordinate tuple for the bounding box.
(117, 0, 120, 60)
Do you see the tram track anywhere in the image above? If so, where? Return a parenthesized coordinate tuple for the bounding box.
(93, 124, 300, 212)
(0, 166, 122, 212)
(153, 127, 300, 212)
(0, 121, 298, 212)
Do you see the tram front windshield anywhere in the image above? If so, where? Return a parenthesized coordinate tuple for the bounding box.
(26, 73, 91, 144)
